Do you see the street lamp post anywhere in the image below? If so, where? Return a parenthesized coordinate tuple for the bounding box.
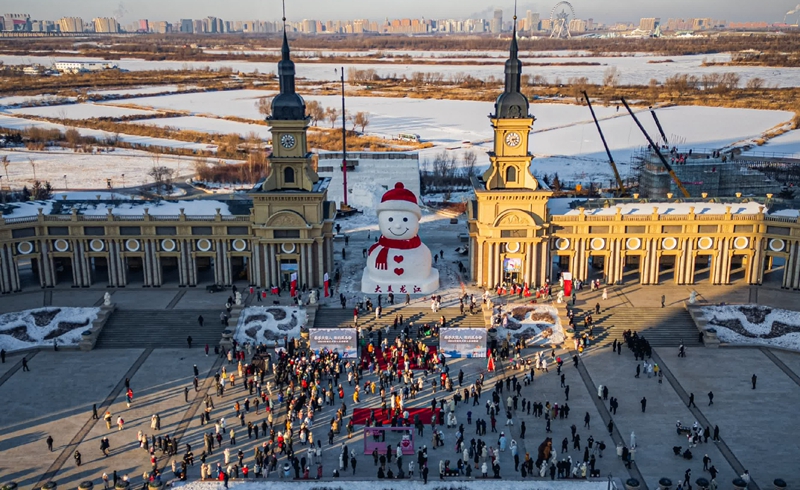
(63, 175, 67, 191)
(337, 67, 348, 207)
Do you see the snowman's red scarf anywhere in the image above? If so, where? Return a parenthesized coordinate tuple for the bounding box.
(368, 236, 422, 270)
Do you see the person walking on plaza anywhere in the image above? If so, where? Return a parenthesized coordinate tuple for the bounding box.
(707, 391, 714, 406)
(74, 449, 82, 466)
(688, 393, 696, 408)
(640, 397, 647, 413)
(21, 356, 29, 371)
(0, 348, 5, 363)
(92, 403, 99, 420)
(46, 435, 54, 451)
(187, 335, 193, 348)
(751, 374, 757, 389)
(198, 315, 204, 327)
(661, 295, 666, 308)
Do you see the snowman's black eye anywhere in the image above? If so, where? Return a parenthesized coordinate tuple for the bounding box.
(403, 217, 408, 222)
(388, 217, 394, 222)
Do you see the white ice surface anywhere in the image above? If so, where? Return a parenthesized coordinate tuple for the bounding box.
(699, 305, 800, 351)
(0, 307, 100, 352)
(7, 103, 155, 119)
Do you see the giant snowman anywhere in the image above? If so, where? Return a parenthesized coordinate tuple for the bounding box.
(361, 182, 439, 294)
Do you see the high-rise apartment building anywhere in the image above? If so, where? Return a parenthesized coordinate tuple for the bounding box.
(639, 17, 660, 31)
(205, 17, 217, 33)
(137, 19, 149, 32)
(152, 21, 170, 33)
(302, 19, 317, 33)
(93, 17, 119, 33)
(490, 9, 503, 33)
(58, 17, 84, 33)
(569, 18, 587, 33)
(3, 13, 31, 31)
(179, 19, 193, 33)
(525, 11, 540, 31)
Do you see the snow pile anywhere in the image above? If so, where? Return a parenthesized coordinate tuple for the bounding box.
(0, 307, 100, 352)
(699, 305, 800, 351)
(234, 306, 308, 346)
(176, 480, 608, 490)
(497, 304, 565, 345)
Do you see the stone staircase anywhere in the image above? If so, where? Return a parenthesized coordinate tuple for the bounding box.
(95, 309, 227, 349)
(575, 306, 702, 347)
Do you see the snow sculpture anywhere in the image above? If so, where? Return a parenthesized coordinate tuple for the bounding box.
(309, 289, 317, 304)
(557, 290, 564, 304)
(234, 291, 242, 306)
(361, 182, 439, 294)
(688, 291, 697, 304)
(103, 292, 111, 306)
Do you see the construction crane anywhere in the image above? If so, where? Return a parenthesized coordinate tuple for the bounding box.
(649, 106, 669, 146)
(583, 91, 624, 196)
(620, 97, 690, 198)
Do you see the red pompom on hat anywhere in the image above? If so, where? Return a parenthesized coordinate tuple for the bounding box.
(377, 182, 421, 218)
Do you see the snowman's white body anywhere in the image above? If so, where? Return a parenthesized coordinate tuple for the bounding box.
(360, 205, 439, 294)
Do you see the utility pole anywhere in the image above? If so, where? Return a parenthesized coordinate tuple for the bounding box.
(339, 67, 348, 207)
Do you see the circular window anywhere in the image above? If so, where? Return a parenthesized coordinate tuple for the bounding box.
(232, 239, 248, 252)
(54, 239, 70, 252)
(161, 239, 176, 252)
(89, 239, 105, 252)
(769, 239, 785, 252)
(281, 243, 296, 254)
(626, 237, 641, 250)
(555, 238, 570, 251)
(505, 242, 520, 253)
(590, 238, 605, 251)
(733, 236, 749, 250)
(125, 239, 140, 252)
(17, 241, 34, 255)
(196, 239, 212, 252)
(662, 237, 677, 251)
(697, 237, 714, 250)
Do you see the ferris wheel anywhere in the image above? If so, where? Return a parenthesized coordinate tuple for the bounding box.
(549, 1, 576, 39)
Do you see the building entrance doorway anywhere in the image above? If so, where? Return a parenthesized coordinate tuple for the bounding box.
(503, 257, 523, 285)
(90, 256, 109, 286)
(586, 254, 606, 282)
(126, 256, 144, 285)
(730, 255, 747, 283)
(762, 255, 784, 285)
(693, 255, 712, 283)
(53, 257, 74, 286)
(658, 255, 676, 284)
(280, 259, 298, 290)
(622, 255, 641, 284)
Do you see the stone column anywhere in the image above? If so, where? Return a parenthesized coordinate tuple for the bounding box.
(486, 243, 494, 288)
(316, 240, 324, 287)
(476, 240, 484, 286)
(524, 242, 534, 286)
(270, 244, 279, 286)
(252, 243, 262, 288)
(0, 245, 10, 293)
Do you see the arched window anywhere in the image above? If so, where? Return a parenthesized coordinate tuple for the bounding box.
(505, 166, 517, 182)
(284, 166, 295, 183)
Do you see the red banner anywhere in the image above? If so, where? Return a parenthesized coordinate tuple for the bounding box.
(290, 272, 297, 297)
(323, 272, 330, 297)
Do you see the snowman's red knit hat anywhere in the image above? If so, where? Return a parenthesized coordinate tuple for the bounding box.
(377, 182, 421, 218)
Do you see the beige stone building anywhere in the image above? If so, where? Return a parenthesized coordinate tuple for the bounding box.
(467, 26, 800, 291)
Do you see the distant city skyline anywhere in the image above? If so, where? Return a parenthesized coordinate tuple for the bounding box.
(1, 0, 797, 24)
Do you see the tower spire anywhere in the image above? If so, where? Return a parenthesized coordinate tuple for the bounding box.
(271, 0, 305, 120)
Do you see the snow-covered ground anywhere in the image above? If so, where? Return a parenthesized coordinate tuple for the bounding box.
(88, 85, 195, 96)
(106, 89, 274, 119)
(233, 306, 308, 346)
(699, 305, 800, 351)
(138, 116, 271, 139)
(176, 480, 608, 490)
(0, 307, 100, 352)
(2, 53, 796, 87)
(0, 94, 74, 108)
(7, 103, 156, 119)
(0, 148, 219, 189)
(741, 128, 800, 158)
(0, 198, 236, 219)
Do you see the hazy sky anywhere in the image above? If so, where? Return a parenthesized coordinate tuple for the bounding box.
(5, 0, 798, 24)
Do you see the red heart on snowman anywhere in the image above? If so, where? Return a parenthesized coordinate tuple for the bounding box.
(394, 268, 404, 276)
(393, 255, 404, 263)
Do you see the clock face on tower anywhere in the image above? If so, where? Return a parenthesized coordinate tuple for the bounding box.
(280, 134, 296, 149)
(505, 131, 521, 148)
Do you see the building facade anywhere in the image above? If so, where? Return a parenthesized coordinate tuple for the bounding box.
(467, 24, 800, 291)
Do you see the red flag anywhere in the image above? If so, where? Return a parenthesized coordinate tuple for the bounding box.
(290, 272, 298, 297)
(562, 272, 573, 297)
(487, 350, 495, 372)
(323, 272, 330, 297)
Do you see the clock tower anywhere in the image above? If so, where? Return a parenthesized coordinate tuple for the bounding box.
(467, 19, 554, 289)
(483, 22, 539, 191)
(261, 29, 319, 192)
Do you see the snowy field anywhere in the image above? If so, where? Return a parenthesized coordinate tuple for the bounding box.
(741, 128, 800, 158)
(0, 198, 235, 220)
(88, 84, 194, 96)
(234, 306, 308, 346)
(0, 94, 74, 108)
(106, 89, 274, 119)
(1, 53, 796, 87)
(0, 307, 99, 352)
(7, 102, 156, 119)
(699, 305, 800, 351)
(138, 116, 271, 139)
(176, 480, 609, 490)
(0, 148, 217, 189)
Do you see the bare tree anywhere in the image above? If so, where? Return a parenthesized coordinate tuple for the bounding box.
(746, 77, 765, 90)
(353, 111, 370, 133)
(324, 107, 340, 128)
(65, 128, 81, 149)
(28, 158, 36, 181)
(603, 66, 621, 87)
(462, 150, 478, 178)
(306, 100, 325, 126)
(255, 97, 271, 118)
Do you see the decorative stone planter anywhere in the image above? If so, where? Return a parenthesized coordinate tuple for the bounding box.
(41, 483, 57, 490)
(695, 477, 709, 490)
(147, 482, 163, 490)
(221, 329, 233, 340)
(565, 329, 576, 339)
(114, 481, 130, 490)
(659, 478, 673, 490)
(733, 478, 748, 490)
(2, 482, 19, 490)
(79, 481, 94, 490)
(773, 479, 786, 490)
(625, 478, 641, 490)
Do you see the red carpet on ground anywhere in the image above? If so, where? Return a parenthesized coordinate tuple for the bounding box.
(361, 346, 437, 371)
(351, 407, 440, 425)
